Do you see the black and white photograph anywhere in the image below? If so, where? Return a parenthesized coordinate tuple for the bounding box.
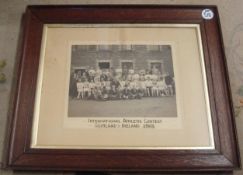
(68, 45, 177, 117)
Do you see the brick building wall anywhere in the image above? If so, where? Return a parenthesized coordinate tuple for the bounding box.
(71, 45, 174, 76)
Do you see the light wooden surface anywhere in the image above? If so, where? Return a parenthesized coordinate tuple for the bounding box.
(0, 0, 242, 174)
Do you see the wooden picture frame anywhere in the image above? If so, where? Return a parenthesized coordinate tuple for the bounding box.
(4, 5, 241, 173)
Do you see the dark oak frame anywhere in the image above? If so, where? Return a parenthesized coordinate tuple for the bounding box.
(3, 5, 241, 173)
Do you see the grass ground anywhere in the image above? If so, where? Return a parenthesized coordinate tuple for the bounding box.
(68, 96, 177, 117)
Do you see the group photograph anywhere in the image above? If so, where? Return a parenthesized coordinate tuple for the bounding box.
(68, 44, 177, 118)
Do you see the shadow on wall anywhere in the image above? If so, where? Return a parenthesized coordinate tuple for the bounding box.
(0, 60, 6, 84)
(229, 23, 243, 117)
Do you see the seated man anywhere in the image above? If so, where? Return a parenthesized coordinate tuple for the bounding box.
(158, 77, 167, 96)
(122, 85, 130, 100)
(76, 78, 84, 99)
(111, 78, 121, 99)
(130, 87, 140, 99)
(83, 80, 90, 99)
(110, 78, 121, 89)
(152, 79, 158, 97)
(88, 80, 96, 100)
(109, 85, 119, 100)
(100, 87, 109, 101)
(145, 77, 153, 97)
(118, 77, 126, 99)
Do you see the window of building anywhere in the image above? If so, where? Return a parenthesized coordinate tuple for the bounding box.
(121, 61, 134, 70)
(98, 61, 110, 70)
(98, 45, 110, 51)
(147, 45, 160, 51)
(147, 45, 166, 52)
(149, 62, 163, 74)
(88, 45, 97, 51)
(118, 45, 133, 51)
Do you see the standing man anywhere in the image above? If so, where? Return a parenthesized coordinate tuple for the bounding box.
(164, 73, 174, 95)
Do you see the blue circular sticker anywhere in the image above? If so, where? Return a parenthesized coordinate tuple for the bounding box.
(202, 9, 214, 20)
